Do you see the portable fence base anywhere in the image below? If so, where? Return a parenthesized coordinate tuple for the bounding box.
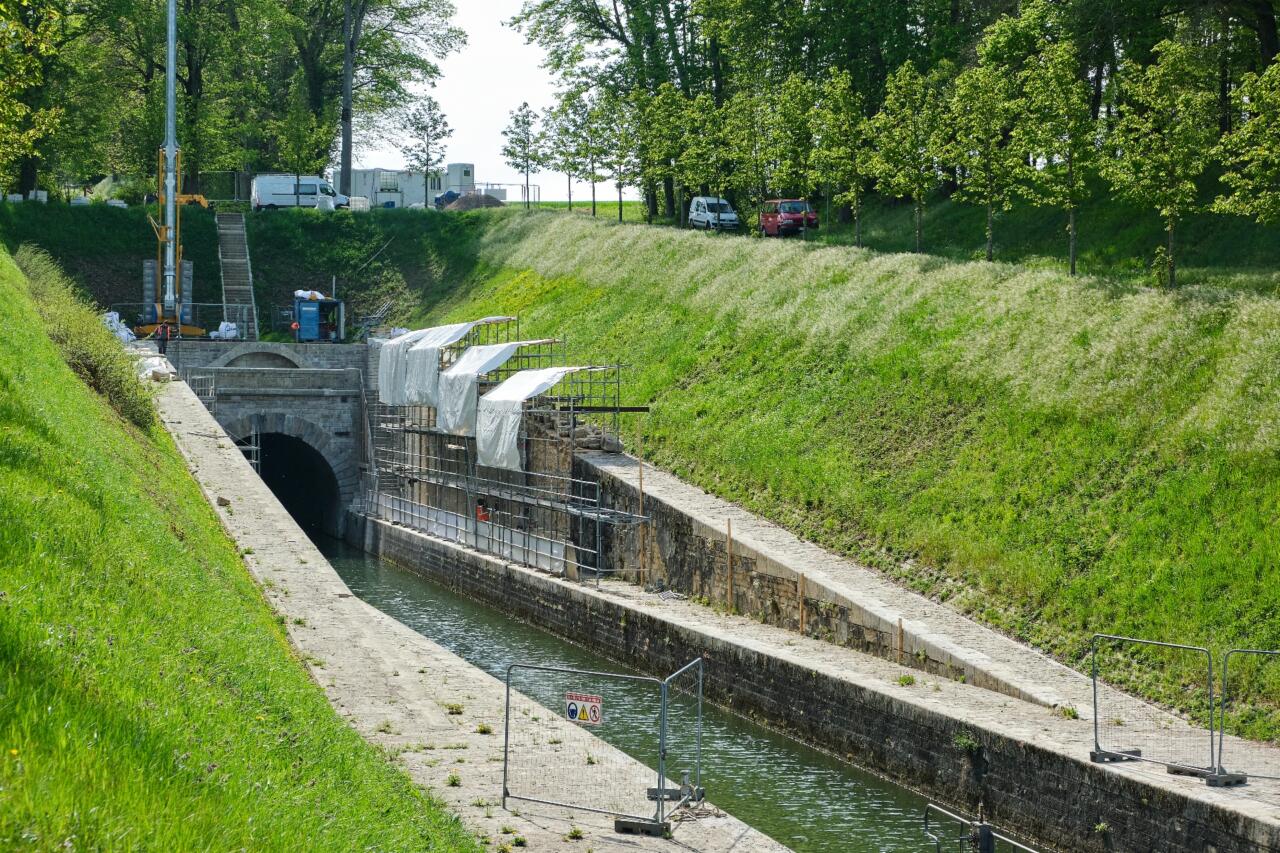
(1090, 748, 1141, 763)
(1165, 764, 1214, 778)
(614, 818, 668, 837)
(647, 785, 705, 802)
(1206, 771, 1249, 787)
(648, 787, 681, 801)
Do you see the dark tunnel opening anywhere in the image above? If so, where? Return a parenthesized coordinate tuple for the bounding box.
(258, 433, 341, 537)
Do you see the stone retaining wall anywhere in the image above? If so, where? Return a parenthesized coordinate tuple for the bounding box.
(350, 513, 1280, 853)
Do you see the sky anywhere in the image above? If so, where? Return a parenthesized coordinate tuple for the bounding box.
(354, 0, 608, 203)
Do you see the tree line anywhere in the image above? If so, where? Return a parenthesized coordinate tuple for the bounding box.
(510, 0, 1280, 283)
(0, 0, 463, 198)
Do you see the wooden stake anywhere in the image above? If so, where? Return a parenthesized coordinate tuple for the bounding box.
(726, 518, 734, 611)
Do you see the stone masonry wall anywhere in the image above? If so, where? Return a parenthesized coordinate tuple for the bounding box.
(349, 514, 1280, 853)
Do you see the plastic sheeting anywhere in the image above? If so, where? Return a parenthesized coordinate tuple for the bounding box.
(377, 328, 436, 405)
(476, 367, 577, 471)
(209, 320, 239, 340)
(403, 322, 476, 407)
(436, 343, 521, 436)
(102, 311, 135, 344)
(293, 289, 326, 300)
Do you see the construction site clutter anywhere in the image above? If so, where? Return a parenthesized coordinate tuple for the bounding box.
(445, 193, 504, 211)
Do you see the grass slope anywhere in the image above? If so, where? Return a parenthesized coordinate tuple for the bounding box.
(421, 211, 1280, 736)
(0, 202, 220, 306)
(0, 247, 476, 850)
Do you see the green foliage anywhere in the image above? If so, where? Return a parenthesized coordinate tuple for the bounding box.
(767, 73, 817, 197)
(502, 102, 542, 209)
(946, 63, 1022, 260)
(402, 96, 452, 201)
(0, 246, 478, 850)
(412, 211, 1280, 737)
(808, 68, 871, 244)
(1015, 38, 1096, 274)
(870, 62, 946, 252)
(1102, 40, 1216, 287)
(272, 74, 330, 196)
(1216, 63, 1280, 226)
(14, 246, 155, 429)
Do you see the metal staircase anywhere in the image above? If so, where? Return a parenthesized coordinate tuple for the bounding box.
(216, 213, 259, 340)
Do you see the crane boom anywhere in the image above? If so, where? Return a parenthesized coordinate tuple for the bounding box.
(161, 0, 178, 315)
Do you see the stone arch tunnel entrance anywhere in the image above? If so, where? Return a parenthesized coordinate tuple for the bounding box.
(257, 432, 343, 537)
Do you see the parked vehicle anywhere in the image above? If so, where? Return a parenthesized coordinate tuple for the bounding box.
(759, 199, 819, 236)
(688, 196, 740, 230)
(251, 174, 348, 210)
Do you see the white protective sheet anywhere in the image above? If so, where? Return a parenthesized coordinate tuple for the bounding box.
(403, 322, 476, 406)
(376, 328, 435, 405)
(476, 367, 578, 471)
(436, 343, 521, 436)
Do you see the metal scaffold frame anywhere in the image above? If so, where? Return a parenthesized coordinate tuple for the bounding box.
(365, 333, 646, 582)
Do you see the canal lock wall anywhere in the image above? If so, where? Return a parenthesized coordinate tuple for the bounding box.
(349, 509, 1280, 853)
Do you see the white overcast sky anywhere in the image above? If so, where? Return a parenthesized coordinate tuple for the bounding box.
(355, 0, 605, 203)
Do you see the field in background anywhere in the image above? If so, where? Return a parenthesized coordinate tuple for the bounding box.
(0, 246, 478, 850)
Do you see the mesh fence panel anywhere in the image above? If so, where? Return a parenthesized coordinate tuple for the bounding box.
(504, 665, 662, 822)
(662, 659, 704, 805)
(1218, 650, 1280, 779)
(1091, 634, 1216, 772)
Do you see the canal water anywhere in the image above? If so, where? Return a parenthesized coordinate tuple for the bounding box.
(321, 538, 933, 853)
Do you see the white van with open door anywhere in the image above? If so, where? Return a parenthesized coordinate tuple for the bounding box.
(251, 174, 349, 210)
(688, 196, 739, 231)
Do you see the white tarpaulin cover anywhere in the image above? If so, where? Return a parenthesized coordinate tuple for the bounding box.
(377, 328, 435, 405)
(476, 367, 578, 471)
(436, 342, 521, 436)
(403, 322, 476, 406)
(102, 311, 135, 344)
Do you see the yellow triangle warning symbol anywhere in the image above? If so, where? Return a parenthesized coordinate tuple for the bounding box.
(578, 705, 589, 721)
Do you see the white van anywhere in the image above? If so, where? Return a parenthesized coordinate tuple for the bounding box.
(251, 174, 349, 211)
(688, 196, 739, 231)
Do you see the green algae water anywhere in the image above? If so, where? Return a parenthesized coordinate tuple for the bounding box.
(321, 538, 932, 852)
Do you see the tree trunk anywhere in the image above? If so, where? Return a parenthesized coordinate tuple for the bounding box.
(591, 181, 597, 216)
(567, 173, 572, 212)
(590, 151, 597, 216)
(617, 183, 624, 222)
(854, 193, 862, 248)
(1168, 219, 1177, 289)
(18, 155, 38, 195)
(663, 175, 675, 218)
(1257, 1, 1279, 68)
(338, 0, 364, 196)
(1068, 205, 1077, 275)
(524, 166, 530, 210)
(986, 200, 994, 262)
(914, 197, 922, 253)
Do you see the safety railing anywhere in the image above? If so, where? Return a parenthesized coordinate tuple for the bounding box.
(923, 803, 1039, 853)
(502, 658, 704, 835)
(110, 302, 255, 339)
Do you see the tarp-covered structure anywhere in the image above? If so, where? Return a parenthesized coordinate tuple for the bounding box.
(477, 366, 594, 471)
(436, 342, 520, 436)
(376, 317, 513, 406)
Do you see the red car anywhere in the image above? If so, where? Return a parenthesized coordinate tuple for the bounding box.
(760, 199, 819, 236)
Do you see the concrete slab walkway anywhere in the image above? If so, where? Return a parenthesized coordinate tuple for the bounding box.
(154, 374, 788, 853)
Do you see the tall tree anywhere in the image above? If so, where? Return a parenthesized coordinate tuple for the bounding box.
(1216, 62, 1280, 225)
(1104, 40, 1216, 288)
(401, 95, 451, 204)
(502, 101, 543, 209)
(273, 73, 328, 206)
(809, 67, 871, 246)
(768, 72, 817, 198)
(1015, 39, 1097, 275)
(869, 62, 946, 253)
(946, 63, 1023, 261)
(598, 90, 641, 222)
(678, 92, 731, 226)
(336, 0, 462, 194)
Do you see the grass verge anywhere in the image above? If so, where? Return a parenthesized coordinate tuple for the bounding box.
(419, 210, 1280, 738)
(0, 245, 476, 849)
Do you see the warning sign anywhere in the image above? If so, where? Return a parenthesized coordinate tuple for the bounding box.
(565, 692, 603, 726)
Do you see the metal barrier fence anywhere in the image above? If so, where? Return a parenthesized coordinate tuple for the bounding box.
(112, 302, 256, 338)
(183, 370, 216, 415)
(503, 658, 704, 834)
(1090, 634, 1217, 776)
(1089, 633, 1251, 786)
(923, 804, 1039, 853)
(1218, 649, 1280, 782)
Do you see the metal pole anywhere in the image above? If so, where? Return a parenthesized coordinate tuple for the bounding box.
(695, 660, 703, 791)
(657, 681, 668, 825)
(1091, 636, 1101, 754)
(502, 666, 513, 810)
(162, 0, 178, 315)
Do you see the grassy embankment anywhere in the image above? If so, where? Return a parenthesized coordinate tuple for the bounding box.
(0, 246, 477, 849)
(0, 201, 221, 306)
(406, 210, 1280, 738)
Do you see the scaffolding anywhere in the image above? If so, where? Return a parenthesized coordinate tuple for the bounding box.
(365, 329, 646, 581)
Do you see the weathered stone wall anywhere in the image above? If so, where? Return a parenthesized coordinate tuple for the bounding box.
(574, 454, 969, 685)
(168, 340, 370, 373)
(349, 515, 1280, 853)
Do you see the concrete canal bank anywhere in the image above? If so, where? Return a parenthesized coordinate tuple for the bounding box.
(351, 510, 1280, 853)
(154, 374, 788, 852)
